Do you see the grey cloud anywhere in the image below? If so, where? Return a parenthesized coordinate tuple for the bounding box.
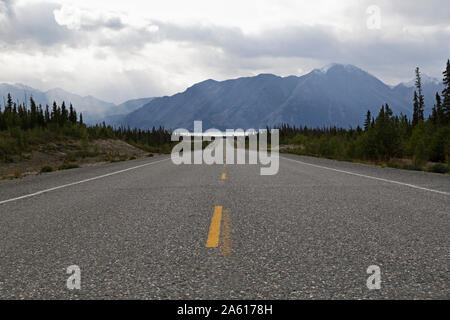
(0, 1, 131, 49)
(103, 17, 125, 30)
(155, 21, 448, 75)
(0, 0, 448, 100)
(157, 22, 341, 60)
(0, 1, 75, 48)
(1, 0, 448, 61)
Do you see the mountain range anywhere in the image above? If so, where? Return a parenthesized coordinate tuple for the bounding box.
(0, 83, 153, 124)
(117, 64, 443, 130)
(1, 64, 444, 129)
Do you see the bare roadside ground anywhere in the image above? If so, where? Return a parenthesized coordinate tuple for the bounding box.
(0, 139, 154, 180)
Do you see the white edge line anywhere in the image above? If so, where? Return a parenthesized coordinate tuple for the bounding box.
(281, 156, 450, 196)
(0, 158, 170, 205)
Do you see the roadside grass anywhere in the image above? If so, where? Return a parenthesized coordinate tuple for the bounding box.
(58, 162, 80, 170)
(429, 163, 450, 174)
(283, 146, 449, 174)
(0, 138, 156, 180)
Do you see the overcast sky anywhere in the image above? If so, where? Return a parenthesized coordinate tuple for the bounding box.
(0, 0, 449, 103)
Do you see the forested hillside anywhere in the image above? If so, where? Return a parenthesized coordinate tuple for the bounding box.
(0, 95, 172, 178)
(280, 61, 450, 173)
(1, 61, 449, 177)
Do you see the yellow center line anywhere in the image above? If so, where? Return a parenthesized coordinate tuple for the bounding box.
(221, 172, 227, 180)
(206, 206, 223, 247)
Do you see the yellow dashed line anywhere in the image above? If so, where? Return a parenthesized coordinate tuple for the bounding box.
(221, 172, 227, 180)
(206, 206, 223, 247)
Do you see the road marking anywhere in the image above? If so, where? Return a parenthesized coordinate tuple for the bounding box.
(220, 208, 232, 256)
(281, 156, 450, 196)
(0, 158, 170, 205)
(221, 173, 227, 180)
(206, 206, 223, 247)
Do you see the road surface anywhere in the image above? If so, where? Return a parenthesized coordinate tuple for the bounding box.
(0, 150, 449, 299)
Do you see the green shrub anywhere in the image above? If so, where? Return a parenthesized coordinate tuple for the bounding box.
(65, 152, 77, 162)
(402, 164, 422, 171)
(386, 160, 402, 169)
(40, 166, 53, 173)
(429, 163, 449, 174)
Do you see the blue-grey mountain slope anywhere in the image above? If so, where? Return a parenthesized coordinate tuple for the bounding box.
(104, 97, 155, 124)
(119, 64, 443, 130)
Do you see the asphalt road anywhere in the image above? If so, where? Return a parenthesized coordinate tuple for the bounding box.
(0, 149, 449, 299)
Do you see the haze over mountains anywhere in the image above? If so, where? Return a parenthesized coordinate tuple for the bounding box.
(1, 64, 443, 129)
(0, 83, 153, 124)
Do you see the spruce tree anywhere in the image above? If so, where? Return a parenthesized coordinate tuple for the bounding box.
(364, 110, 371, 131)
(412, 91, 419, 127)
(442, 59, 450, 123)
(6, 93, 13, 112)
(37, 105, 44, 127)
(385, 103, 393, 117)
(69, 103, 77, 124)
(0, 104, 3, 131)
(44, 105, 50, 124)
(61, 101, 68, 125)
(52, 102, 58, 124)
(434, 92, 443, 125)
(30, 97, 37, 128)
(415, 67, 425, 122)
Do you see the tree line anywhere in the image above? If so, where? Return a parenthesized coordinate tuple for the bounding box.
(0, 95, 172, 162)
(2, 60, 449, 171)
(279, 60, 450, 171)
(0, 95, 82, 131)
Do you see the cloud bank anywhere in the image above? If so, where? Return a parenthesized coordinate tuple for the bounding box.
(0, 0, 448, 103)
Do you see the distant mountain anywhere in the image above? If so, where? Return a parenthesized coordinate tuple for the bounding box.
(103, 97, 155, 124)
(44, 87, 117, 123)
(0, 83, 153, 124)
(114, 97, 155, 115)
(117, 64, 444, 130)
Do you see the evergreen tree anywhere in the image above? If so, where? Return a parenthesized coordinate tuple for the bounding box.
(431, 92, 444, 125)
(412, 91, 419, 127)
(0, 104, 3, 130)
(442, 59, 450, 123)
(61, 101, 68, 125)
(69, 103, 77, 124)
(364, 110, 371, 131)
(30, 97, 37, 128)
(414, 67, 425, 123)
(6, 93, 13, 112)
(37, 105, 45, 127)
(385, 103, 393, 117)
(51, 102, 58, 124)
(44, 105, 50, 124)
